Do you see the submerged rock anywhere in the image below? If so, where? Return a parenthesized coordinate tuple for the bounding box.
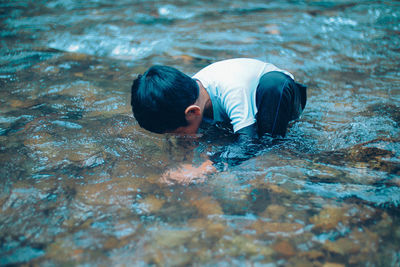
(312, 138, 400, 174)
(191, 196, 223, 216)
(323, 238, 361, 255)
(260, 204, 287, 220)
(250, 220, 303, 236)
(309, 205, 349, 231)
(273, 240, 296, 257)
(322, 263, 345, 267)
(138, 195, 165, 213)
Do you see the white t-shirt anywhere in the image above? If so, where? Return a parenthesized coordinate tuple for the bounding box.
(192, 58, 293, 132)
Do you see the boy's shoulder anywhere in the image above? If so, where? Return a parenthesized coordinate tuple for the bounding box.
(206, 58, 266, 68)
(193, 58, 267, 78)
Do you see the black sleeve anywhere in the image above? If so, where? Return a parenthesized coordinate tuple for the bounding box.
(236, 123, 258, 139)
(209, 123, 262, 168)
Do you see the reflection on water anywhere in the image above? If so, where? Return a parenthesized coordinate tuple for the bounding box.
(1, 0, 399, 266)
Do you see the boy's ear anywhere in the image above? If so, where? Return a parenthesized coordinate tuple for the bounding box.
(184, 105, 201, 121)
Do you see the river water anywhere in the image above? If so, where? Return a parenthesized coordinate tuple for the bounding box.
(1, 0, 399, 266)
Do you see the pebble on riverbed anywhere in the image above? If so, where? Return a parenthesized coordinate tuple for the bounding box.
(191, 196, 223, 216)
(250, 220, 303, 236)
(260, 204, 287, 220)
(309, 205, 349, 231)
(323, 237, 361, 255)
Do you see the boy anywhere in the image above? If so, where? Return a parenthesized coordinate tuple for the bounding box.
(131, 58, 306, 183)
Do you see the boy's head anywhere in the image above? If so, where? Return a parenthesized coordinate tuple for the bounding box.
(131, 65, 199, 134)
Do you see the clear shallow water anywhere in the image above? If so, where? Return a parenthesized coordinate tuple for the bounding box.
(0, 0, 399, 266)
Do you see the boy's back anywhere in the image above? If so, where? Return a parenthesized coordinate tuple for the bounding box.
(192, 58, 294, 133)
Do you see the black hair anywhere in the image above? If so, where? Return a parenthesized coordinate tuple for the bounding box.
(130, 65, 199, 134)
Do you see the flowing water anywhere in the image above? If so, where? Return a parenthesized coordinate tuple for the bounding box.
(1, 0, 400, 266)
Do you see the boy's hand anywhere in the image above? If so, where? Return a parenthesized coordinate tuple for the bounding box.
(161, 160, 216, 185)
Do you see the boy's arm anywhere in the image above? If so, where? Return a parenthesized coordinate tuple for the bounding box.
(214, 123, 261, 166)
(236, 123, 258, 139)
(160, 124, 259, 185)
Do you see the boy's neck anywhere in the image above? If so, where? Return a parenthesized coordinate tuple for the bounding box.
(196, 80, 213, 119)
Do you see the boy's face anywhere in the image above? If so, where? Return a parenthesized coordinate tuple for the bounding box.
(168, 121, 201, 135)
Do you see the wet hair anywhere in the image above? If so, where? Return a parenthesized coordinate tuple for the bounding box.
(130, 65, 199, 134)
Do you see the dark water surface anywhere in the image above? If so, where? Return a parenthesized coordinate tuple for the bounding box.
(1, 0, 400, 266)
